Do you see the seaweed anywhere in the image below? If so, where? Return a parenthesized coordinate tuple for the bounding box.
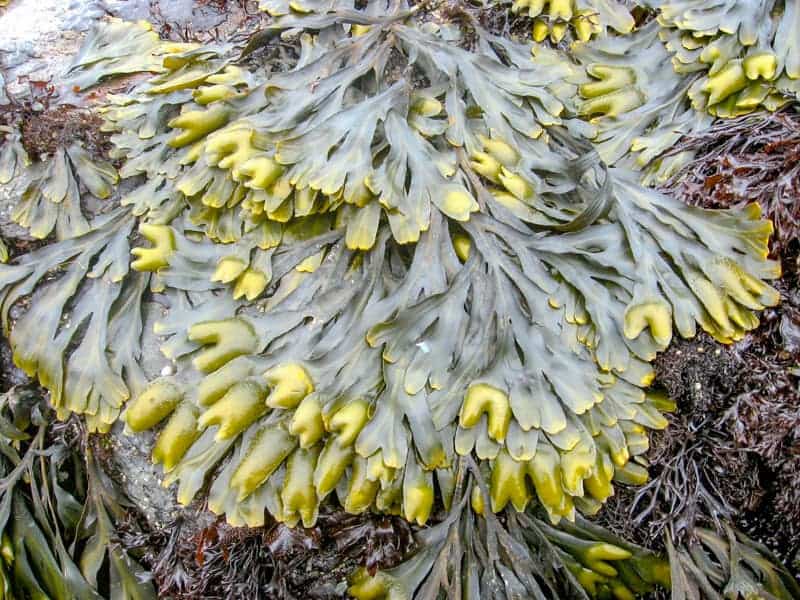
(347, 458, 670, 599)
(593, 101, 800, 589)
(645, 0, 800, 116)
(663, 108, 800, 256)
(120, 508, 413, 598)
(661, 109, 800, 573)
(503, 0, 636, 43)
(0, 385, 155, 598)
(0, 87, 120, 240)
(0, 0, 781, 534)
(0, 2, 797, 598)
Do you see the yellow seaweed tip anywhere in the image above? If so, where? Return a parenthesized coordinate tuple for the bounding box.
(478, 135, 519, 167)
(152, 402, 200, 472)
(290, 393, 326, 448)
(403, 473, 434, 526)
(459, 383, 512, 443)
(623, 299, 673, 347)
(188, 318, 258, 373)
(490, 449, 531, 512)
(123, 379, 183, 432)
(314, 437, 355, 497)
(231, 426, 295, 500)
(131, 224, 175, 272)
(743, 52, 778, 81)
(327, 400, 370, 447)
(198, 379, 267, 440)
(233, 268, 269, 301)
(452, 232, 471, 262)
(264, 362, 314, 409)
(470, 484, 486, 515)
(281, 446, 320, 527)
(211, 256, 247, 284)
(168, 105, 231, 148)
(349, 569, 408, 600)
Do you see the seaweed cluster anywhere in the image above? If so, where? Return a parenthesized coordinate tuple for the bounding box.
(347, 459, 672, 599)
(663, 108, 800, 574)
(0, 0, 797, 598)
(591, 107, 800, 597)
(533, 0, 800, 182)
(120, 510, 413, 598)
(0, 385, 156, 599)
(648, 0, 800, 117)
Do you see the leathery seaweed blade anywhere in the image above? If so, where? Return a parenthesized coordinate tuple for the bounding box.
(0, 1, 796, 598)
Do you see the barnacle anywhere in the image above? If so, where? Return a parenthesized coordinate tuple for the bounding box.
(0, 0, 786, 566)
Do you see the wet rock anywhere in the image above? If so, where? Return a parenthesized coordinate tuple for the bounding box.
(0, 0, 99, 93)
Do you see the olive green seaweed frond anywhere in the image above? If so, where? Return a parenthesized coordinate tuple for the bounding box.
(0, 2, 787, 574)
(349, 459, 671, 599)
(117, 139, 779, 531)
(645, 0, 800, 117)
(348, 468, 799, 600)
(0, 127, 29, 185)
(0, 387, 156, 599)
(507, 0, 636, 44)
(565, 22, 715, 183)
(0, 211, 149, 432)
(0, 107, 120, 240)
(667, 526, 800, 600)
(65, 18, 198, 92)
(552, 0, 800, 180)
(17, 140, 117, 239)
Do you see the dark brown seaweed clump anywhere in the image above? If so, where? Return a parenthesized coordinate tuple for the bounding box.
(664, 109, 800, 257)
(120, 509, 415, 599)
(596, 109, 800, 580)
(0, 82, 112, 161)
